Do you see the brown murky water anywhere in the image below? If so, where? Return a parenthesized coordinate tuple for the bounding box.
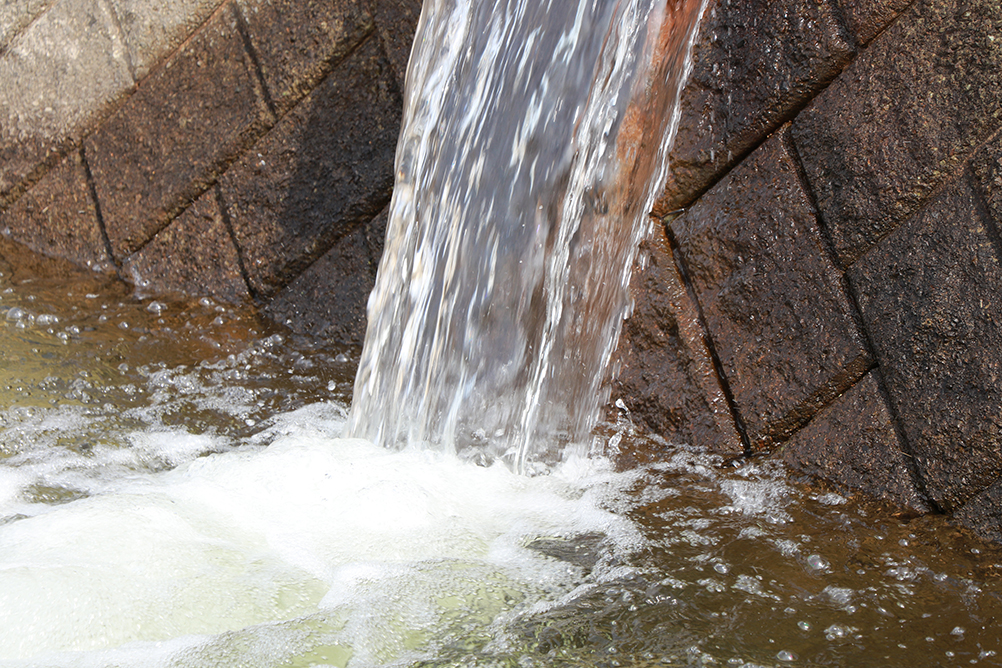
(1, 243, 1000, 667)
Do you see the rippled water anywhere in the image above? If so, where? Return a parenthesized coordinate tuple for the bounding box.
(1, 248, 1000, 667)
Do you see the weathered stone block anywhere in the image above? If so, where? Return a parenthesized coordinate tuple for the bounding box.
(612, 227, 744, 456)
(653, 0, 853, 216)
(971, 129, 1002, 227)
(848, 175, 1002, 512)
(832, 0, 913, 46)
(121, 187, 248, 302)
(370, 0, 421, 88)
(0, 150, 110, 270)
(235, 0, 372, 116)
(85, 1, 272, 261)
(792, 0, 1002, 267)
(0, 0, 50, 53)
(954, 476, 1002, 544)
(220, 37, 399, 299)
(783, 371, 929, 511)
(264, 223, 374, 345)
(670, 129, 871, 448)
(108, 0, 225, 80)
(0, 0, 133, 201)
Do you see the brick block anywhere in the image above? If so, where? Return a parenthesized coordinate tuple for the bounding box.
(107, 0, 224, 79)
(0, 0, 133, 201)
(792, 0, 1002, 267)
(954, 476, 1002, 544)
(612, 227, 744, 456)
(971, 129, 1002, 227)
(370, 0, 421, 88)
(0, 0, 50, 53)
(832, 0, 913, 46)
(783, 371, 929, 511)
(670, 129, 871, 448)
(85, 1, 272, 261)
(653, 0, 853, 216)
(235, 0, 372, 116)
(264, 223, 374, 345)
(121, 187, 248, 302)
(848, 175, 1002, 511)
(220, 37, 399, 298)
(0, 150, 111, 270)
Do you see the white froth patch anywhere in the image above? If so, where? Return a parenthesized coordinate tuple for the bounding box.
(0, 404, 642, 664)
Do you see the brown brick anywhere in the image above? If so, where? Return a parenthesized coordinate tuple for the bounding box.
(220, 37, 399, 299)
(971, 129, 1002, 228)
(848, 175, 1002, 512)
(832, 0, 913, 46)
(954, 476, 1002, 544)
(370, 0, 421, 88)
(264, 223, 373, 345)
(670, 129, 871, 448)
(235, 0, 373, 116)
(612, 227, 744, 456)
(85, 1, 272, 261)
(784, 371, 929, 511)
(0, 150, 111, 270)
(792, 0, 1002, 267)
(0, 0, 134, 203)
(121, 187, 249, 303)
(653, 0, 854, 216)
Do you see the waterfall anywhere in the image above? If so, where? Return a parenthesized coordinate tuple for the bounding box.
(347, 0, 707, 470)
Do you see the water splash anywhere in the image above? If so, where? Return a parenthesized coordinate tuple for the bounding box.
(347, 0, 707, 470)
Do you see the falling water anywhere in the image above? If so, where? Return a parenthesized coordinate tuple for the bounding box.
(347, 0, 706, 471)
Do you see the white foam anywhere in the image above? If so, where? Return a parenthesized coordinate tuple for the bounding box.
(0, 404, 642, 665)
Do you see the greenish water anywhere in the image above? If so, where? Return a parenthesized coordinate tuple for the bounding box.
(0, 246, 1000, 668)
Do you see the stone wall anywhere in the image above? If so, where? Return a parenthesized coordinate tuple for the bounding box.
(2, 0, 1002, 543)
(614, 0, 1002, 544)
(0, 0, 420, 345)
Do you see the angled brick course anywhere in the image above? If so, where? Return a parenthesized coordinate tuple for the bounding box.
(653, 0, 854, 216)
(235, 0, 373, 116)
(613, 227, 744, 455)
(85, 1, 272, 261)
(669, 129, 871, 448)
(783, 371, 928, 511)
(849, 175, 1002, 511)
(0, 149, 110, 270)
(121, 186, 249, 302)
(0, 0, 133, 202)
(220, 37, 399, 299)
(793, 0, 1002, 267)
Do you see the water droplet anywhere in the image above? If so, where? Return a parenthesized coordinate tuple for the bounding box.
(777, 650, 797, 661)
(798, 621, 811, 631)
(807, 554, 829, 570)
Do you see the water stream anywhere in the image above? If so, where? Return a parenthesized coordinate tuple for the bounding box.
(1, 0, 1002, 666)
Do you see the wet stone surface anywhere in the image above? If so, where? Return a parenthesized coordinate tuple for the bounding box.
(121, 187, 249, 304)
(669, 130, 871, 449)
(85, 1, 272, 261)
(782, 371, 929, 511)
(792, 0, 1002, 267)
(235, 0, 374, 116)
(654, 0, 853, 215)
(848, 175, 1002, 512)
(832, 0, 913, 46)
(264, 223, 375, 346)
(613, 228, 743, 457)
(0, 150, 111, 271)
(221, 37, 399, 299)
